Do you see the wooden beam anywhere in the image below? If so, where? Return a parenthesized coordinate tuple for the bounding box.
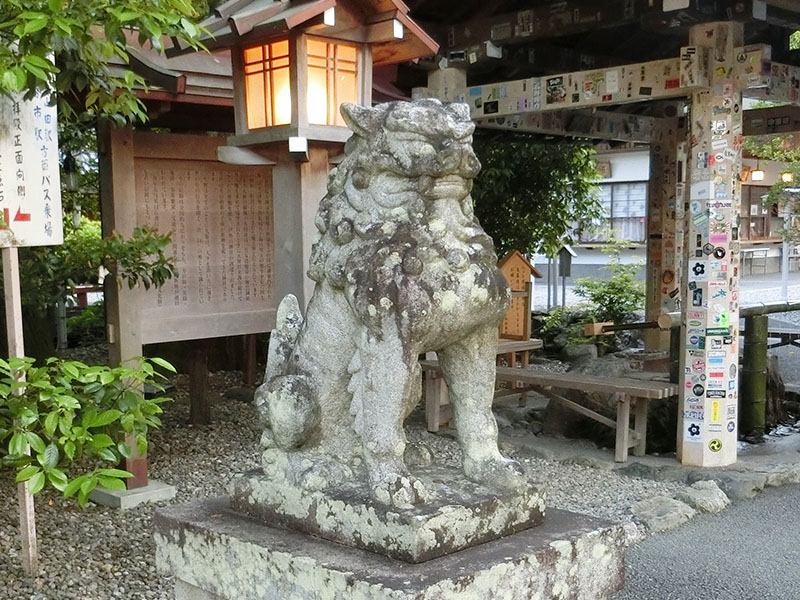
(426, 46, 778, 124)
(443, 0, 642, 57)
(475, 109, 659, 143)
(744, 105, 800, 136)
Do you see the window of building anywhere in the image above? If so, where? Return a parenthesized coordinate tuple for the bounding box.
(740, 185, 776, 240)
(580, 182, 647, 243)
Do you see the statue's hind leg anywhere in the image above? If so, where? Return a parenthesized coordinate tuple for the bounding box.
(350, 324, 429, 508)
(438, 324, 526, 491)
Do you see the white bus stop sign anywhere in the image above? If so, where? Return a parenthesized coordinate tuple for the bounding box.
(0, 94, 63, 248)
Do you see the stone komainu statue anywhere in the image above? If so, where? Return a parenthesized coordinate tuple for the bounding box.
(256, 99, 525, 508)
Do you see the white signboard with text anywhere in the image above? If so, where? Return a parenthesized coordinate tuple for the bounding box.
(0, 94, 63, 247)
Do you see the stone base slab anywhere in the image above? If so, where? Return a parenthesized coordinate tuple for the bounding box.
(155, 498, 625, 600)
(90, 479, 176, 509)
(229, 465, 545, 562)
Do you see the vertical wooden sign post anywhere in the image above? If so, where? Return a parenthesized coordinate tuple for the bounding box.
(3, 246, 37, 573)
(0, 93, 65, 574)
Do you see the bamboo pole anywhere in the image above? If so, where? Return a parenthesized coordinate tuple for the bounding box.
(741, 314, 768, 435)
(3, 247, 38, 574)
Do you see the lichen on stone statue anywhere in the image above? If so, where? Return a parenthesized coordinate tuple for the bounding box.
(255, 98, 525, 508)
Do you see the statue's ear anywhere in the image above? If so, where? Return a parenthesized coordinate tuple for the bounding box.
(341, 103, 384, 138)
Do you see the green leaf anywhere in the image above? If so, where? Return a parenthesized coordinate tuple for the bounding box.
(23, 17, 49, 34)
(2, 70, 22, 92)
(97, 447, 117, 462)
(91, 433, 114, 449)
(28, 471, 46, 494)
(136, 434, 148, 455)
(15, 465, 41, 482)
(96, 468, 133, 478)
(64, 474, 89, 498)
(149, 357, 177, 373)
(9, 432, 28, 455)
(47, 469, 68, 492)
(25, 431, 46, 454)
(43, 443, 59, 469)
(44, 411, 59, 436)
(97, 476, 126, 491)
(48, 0, 63, 12)
(64, 440, 76, 460)
(24, 54, 53, 70)
(117, 441, 132, 459)
(62, 363, 80, 379)
(91, 409, 121, 428)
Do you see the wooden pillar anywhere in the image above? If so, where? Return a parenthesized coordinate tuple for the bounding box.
(98, 122, 148, 487)
(645, 117, 686, 351)
(272, 145, 332, 307)
(189, 341, 211, 425)
(677, 22, 743, 467)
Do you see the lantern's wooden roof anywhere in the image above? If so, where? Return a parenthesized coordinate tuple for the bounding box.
(169, 0, 438, 66)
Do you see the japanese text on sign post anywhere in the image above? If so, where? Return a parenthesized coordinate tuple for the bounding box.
(0, 94, 63, 247)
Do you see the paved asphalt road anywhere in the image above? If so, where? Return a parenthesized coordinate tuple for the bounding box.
(611, 484, 800, 600)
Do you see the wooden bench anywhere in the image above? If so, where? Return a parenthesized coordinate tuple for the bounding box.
(421, 360, 677, 463)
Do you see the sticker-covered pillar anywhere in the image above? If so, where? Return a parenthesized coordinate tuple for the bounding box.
(677, 21, 744, 466)
(645, 117, 686, 351)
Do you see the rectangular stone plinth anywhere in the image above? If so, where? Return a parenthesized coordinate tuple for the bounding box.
(229, 465, 545, 562)
(155, 498, 625, 600)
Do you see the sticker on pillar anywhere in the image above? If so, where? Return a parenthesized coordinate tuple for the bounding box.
(692, 359, 705, 372)
(691, 181, 712, 199)
(690, 261, 707, 281)
(710, 400, 722, 424)
(702, 243, 715, 255)
(692, 288, 704, 307)
(727, 421, 736, 433)
(713, 247, 726, 258)
(707, 390, 725, 398)
(692, 383, 705, 396)
(688, 335, 705, 349)
(729, 363, 736, 377)
(685, 422, 703, 443)
(708, 439, 722, 452)
(683, 409, 704, 421)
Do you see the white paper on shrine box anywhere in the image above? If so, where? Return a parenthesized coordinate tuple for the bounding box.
(134, 159, 275, 344)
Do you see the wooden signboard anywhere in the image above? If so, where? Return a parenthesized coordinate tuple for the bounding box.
(101, 128, 276, 364)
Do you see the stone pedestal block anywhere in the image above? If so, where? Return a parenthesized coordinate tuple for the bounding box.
(229, 465, 546, 562)
(155, 498, 626, 600)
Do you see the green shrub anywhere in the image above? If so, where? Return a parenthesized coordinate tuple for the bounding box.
(0, 356, 175, 505)
(573, 245, 645, 324)
(66, 302, 106, 346)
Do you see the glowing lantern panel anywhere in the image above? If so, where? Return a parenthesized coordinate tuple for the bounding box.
(244, 40, 291, 129)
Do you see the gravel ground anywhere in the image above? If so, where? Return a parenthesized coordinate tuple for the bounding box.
(0, 345, 690, 600)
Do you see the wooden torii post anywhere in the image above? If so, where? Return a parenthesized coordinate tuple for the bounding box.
(422, 25, 800, 467)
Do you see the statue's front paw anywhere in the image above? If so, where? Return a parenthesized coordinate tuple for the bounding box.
(464, 455, 527, 493)
(371, 473, 431, 509)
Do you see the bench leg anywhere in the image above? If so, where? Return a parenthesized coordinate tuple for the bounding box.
(425, 372, 449, 432)
(518, 350, 529, 407)
(615, 394, 631, 463)
(633, 397, 648, 457)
